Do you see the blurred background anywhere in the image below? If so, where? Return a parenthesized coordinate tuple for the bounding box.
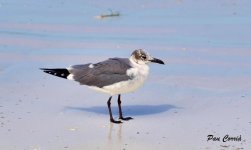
(0, 0, 250, 149)
(1, 0, 251, 91)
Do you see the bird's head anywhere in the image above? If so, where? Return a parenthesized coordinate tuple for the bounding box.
(130, 49, 165, 65)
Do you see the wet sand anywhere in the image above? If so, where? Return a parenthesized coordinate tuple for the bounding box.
(0, 0, 251, 149)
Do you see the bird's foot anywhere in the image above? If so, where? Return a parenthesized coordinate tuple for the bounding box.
(110, 118, 123, 124)
(119, 117, 133, 121)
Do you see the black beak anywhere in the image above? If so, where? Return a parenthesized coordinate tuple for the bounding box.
(150, 58, 165, 65)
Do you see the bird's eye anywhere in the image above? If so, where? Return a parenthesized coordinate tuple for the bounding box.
(141, 55, 147, 60)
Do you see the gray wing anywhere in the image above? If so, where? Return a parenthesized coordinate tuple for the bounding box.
(68, 58, 133, 88)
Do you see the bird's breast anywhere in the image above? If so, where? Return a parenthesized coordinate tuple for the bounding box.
(101, 65, 149, 95)
(89, 63, 150, 96)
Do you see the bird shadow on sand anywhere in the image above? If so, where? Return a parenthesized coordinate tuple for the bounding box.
(65, 104, 178, 116)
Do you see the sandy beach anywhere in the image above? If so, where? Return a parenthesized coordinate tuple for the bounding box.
(0, 0, 251, 149)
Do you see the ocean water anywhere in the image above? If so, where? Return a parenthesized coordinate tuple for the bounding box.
(0, 0, 251, 149)
(1, 0, 251, 98)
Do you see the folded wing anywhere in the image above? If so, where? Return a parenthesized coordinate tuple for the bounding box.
(68, 58, 133, 88)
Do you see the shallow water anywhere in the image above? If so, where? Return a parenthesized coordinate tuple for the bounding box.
(0, 0, 251, 149)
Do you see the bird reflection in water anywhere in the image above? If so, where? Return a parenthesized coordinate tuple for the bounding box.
(107, 123, 123, 149)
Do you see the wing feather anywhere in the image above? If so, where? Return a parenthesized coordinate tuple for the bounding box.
(68, 58, 132, 88)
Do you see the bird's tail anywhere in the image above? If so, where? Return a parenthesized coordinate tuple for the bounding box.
(40, 68, 70, 79)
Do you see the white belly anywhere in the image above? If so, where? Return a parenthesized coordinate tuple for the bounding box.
(89, 64, 149, 95)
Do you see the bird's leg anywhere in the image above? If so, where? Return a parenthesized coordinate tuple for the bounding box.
(118, 94, 133, 121)
(107, 96, 122, 124)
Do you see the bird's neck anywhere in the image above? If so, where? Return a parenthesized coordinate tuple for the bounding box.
(129, 57, 149, 77)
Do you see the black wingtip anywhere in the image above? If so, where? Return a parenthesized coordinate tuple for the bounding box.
(40, 68, 70, 79)
(40, 68, 50, 71)
(39, 68, 51, 71)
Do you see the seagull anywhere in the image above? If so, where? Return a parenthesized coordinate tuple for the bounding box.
(41, 49, 165, 123)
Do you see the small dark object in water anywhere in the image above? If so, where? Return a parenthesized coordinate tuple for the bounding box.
(96, 10, 120, 19)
